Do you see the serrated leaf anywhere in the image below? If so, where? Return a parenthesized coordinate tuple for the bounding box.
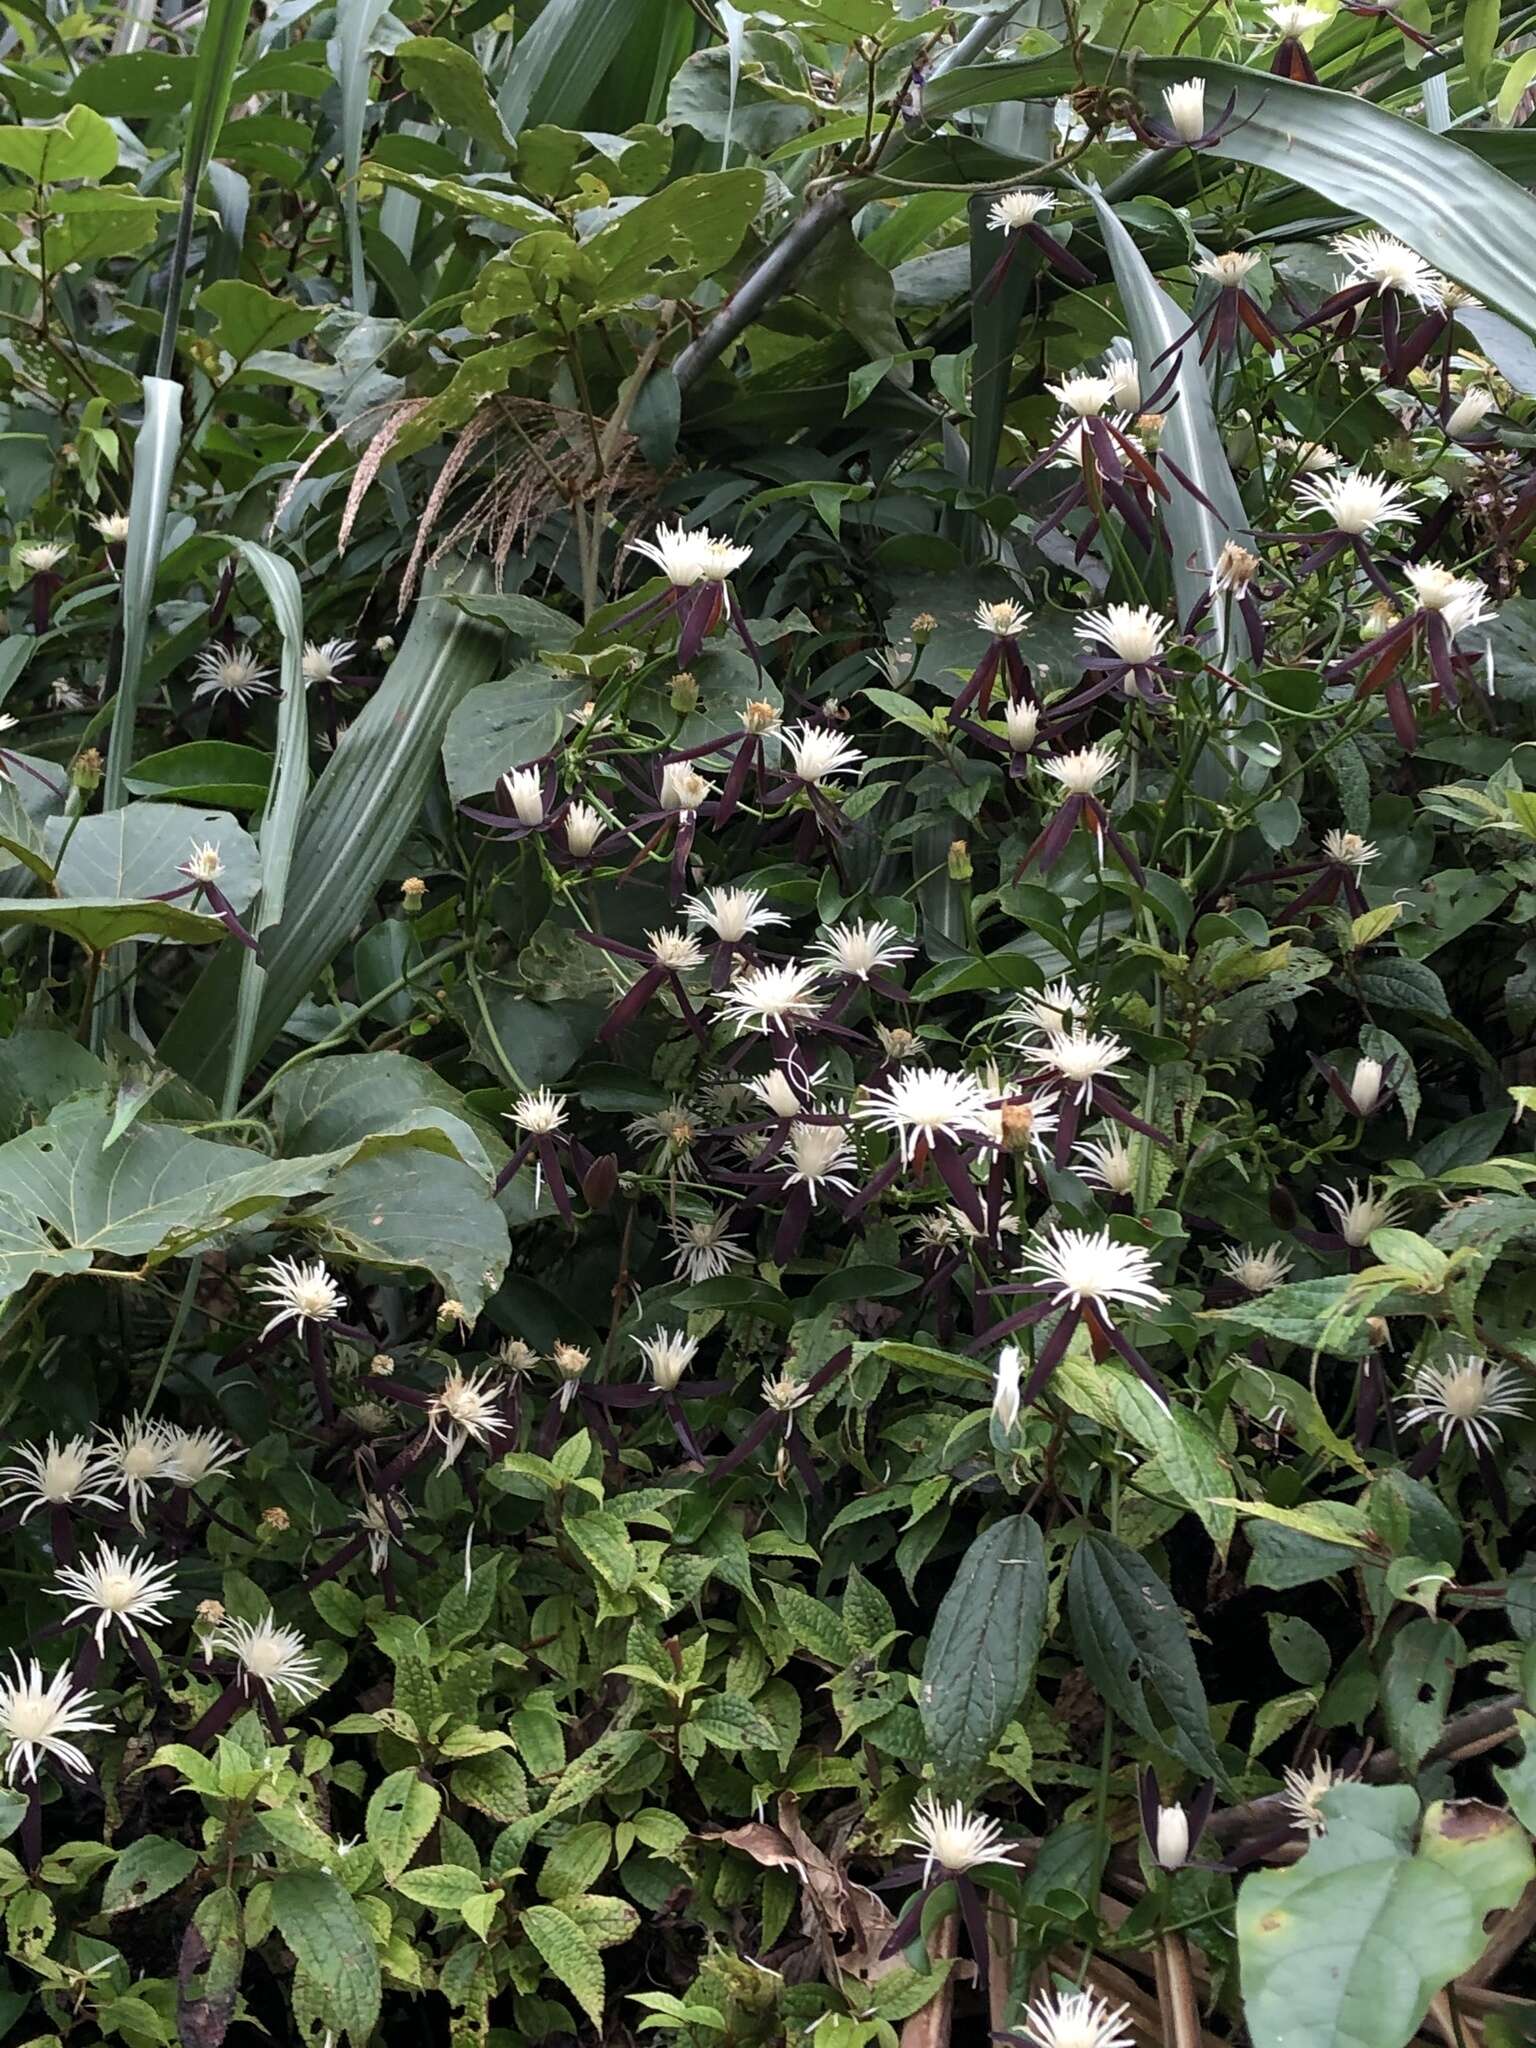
(269, 1871, 380, 2044)
(365, 1769, 441, 1884)
(1067, 1532, 1221, 1780)
(392, 1864, 486, 1912)
(919, 1513, 1047, 1772)
(102, 1834, 197, 1912)
(521, 1902, 606, 2026)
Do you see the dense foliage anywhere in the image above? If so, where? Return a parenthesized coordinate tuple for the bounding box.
(10, 2, 1536, 2045)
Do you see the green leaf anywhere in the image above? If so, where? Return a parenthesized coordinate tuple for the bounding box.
(537, 1822, 611, 1900)
(920, 1513, 1047, 1773)
(393, 1864, 486, 1912)
(273, 1052, 501, 1184)
(269, 1870, 381, 2044)
(0, 897, 225, 949)
(176, 1886, 243, 2048)
(1237, 1784, 1533, 2048)
(397, 37, 515, 155)
(1204, 1277, 1370, 1359)
(162, 564, 504, 1091)
(690, 1694, 780, 1750)
(441, 667, 589, 803)
(1067, 1532, 1222, 1779)
(102, 1834, 198, 1912)
(520, 1902, 606, 2027)
(0, 104, 116, 181)
(201, 279, 323, 363)
(304, 1146, 510, 1317)
(366, 1769, 441, 1884)
(0, 1096, 345, 1308)
(1380, 1619, 1462, 1773)
(1076, 178, 1249, 657)
(125, 742, 273, 809)
(48, 803, 259, 913)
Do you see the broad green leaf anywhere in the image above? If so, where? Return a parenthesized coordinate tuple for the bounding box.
(47, 803, 259, 913)
(397, 37, 515, 155)
(520, 1902, 606, 2027)
(269, 1871, 381, 2043)
(0, 897, 225, 950)
(1238, 1785, 1533, 2048)
(303, 1146, 510, 1317)
(273, 1052, 502, 1182)
(0, 105, 116, 182)
(0, 1096, 345, 1306)
(201, 279, 323, 363)
(102, 1834, 198, 1912)
(126, 742, 273, 809)
(366, 1769, 441, 1884)
(441, 667, 589, 804)
(919, 1513, 1047, 1773)
(1203, 1277, 1370, 1359)
(1067, 1532, 1221, 1779)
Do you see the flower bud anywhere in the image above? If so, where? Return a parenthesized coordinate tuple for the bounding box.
(71, 746, 103, 792)
(999, 1102, 1040, 1155)
(1154, 1803, 1191, 1870)
(1348, 1057, 1386, 1116)
(911, 612, 938, 645)
(993, 1343, 1022, 1434)
(948, 838, 972, 881)
(582, 1152, 619, 1212)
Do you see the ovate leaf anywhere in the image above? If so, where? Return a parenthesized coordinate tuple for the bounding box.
(919, 1513, 1047, 1772)
(269, 1871, 381, 2043)
(1067, 1532, 1222, 1779)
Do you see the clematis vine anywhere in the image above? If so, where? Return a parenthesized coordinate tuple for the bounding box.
(619, 521, 757, 668)
(1328, 562, 1496, 749)
(974, 1223, 1171, 1401)
(1014, 744, 1144, 885)
(981, 188, 1095, 293)
(708, 1349, 852, 1495)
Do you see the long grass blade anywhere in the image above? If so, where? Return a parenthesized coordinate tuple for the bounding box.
(103, 377, 183, 812)
(331, 0, 397, 315)
(1077, 179, 1249, 658)
(222, 540, 309, 1116)
(160, 561, 502, 1094)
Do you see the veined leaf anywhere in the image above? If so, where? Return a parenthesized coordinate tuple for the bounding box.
(919, 1513, 1046, 1771)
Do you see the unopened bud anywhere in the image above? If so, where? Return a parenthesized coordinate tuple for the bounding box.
(581, 1152, 619, 1212)
(947, 838, 972, 881)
